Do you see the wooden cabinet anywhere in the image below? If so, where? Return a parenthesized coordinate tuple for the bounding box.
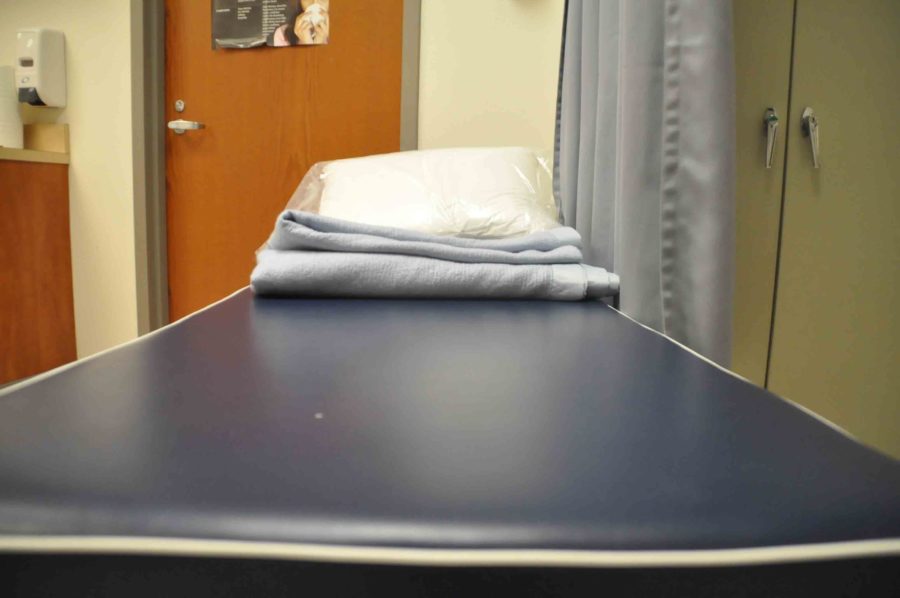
(0, 134, 75, 384)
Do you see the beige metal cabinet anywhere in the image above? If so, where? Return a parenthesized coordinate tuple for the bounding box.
(734, 0, 900, 458)
(732, 0, 794, 386)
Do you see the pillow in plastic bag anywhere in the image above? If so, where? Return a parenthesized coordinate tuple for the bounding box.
(285, 147, 561, 238)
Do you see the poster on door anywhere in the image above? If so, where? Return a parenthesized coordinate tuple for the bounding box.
(212, 0, 330, 49)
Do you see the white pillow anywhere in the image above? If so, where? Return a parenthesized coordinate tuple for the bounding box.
(315, 147, 560, 238)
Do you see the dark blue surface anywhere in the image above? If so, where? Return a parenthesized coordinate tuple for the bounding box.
(1, 290, 899, 551)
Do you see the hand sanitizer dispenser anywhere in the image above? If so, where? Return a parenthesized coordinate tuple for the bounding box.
(15, 29, 66, 108)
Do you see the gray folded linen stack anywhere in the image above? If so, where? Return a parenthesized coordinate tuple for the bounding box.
(250, 210, 619, 300)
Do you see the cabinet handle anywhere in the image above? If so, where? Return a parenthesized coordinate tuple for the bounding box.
(801, 107, 820, 168)
(764, 107, 779, 169)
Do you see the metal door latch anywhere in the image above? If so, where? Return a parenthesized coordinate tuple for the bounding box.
(167, 119, 205, 135)
(801, 107, 820, 168)
(764, 107, 779, 169)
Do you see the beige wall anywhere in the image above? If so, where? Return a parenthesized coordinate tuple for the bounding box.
(418, 0, 565, 151)
(0, 0, 139, 357)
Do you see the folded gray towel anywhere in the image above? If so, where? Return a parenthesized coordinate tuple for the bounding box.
(251, 211, 620, 300)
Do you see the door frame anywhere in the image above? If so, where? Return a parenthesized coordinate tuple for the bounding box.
(133, 0, 421, 332)
(132, 0, 168, 334)
(400, 0, 421, 151)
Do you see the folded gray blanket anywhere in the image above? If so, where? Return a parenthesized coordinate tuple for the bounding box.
(266, 210, 585, 263)
(251, 211, 619, 300)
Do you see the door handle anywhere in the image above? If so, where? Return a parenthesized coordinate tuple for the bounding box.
(764, 107, 779, 169)
(167, 119, 205, 135)
(801, 107, 820, 168)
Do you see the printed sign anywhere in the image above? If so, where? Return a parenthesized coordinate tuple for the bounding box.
(212, 0, 330, 49)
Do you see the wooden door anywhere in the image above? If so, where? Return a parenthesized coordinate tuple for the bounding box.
(768, 0, 900, 457)
(731, 0, 794, 385)
(165, 1, 403, 319)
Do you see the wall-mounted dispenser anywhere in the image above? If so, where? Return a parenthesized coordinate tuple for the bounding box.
(15, 29, 66, 108)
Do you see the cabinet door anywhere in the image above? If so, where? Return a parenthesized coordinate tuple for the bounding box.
(768, 0, 900, 457)
(731, 0, 794, 385)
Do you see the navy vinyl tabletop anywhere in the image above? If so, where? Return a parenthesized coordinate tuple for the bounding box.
(0, 289, 898, 563)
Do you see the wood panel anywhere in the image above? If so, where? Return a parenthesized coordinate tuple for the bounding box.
(0, 160, 76, 384)
(165, 0, 404, 319)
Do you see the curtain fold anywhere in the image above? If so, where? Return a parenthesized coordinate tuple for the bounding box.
(556, 0, 735, 364)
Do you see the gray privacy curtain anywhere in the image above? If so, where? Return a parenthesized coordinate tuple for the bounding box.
(556, 0, 735, 365)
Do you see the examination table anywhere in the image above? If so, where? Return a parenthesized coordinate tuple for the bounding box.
(1, 290, 898, 596)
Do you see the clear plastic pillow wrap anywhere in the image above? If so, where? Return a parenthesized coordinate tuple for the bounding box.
(284, 147, 561, 238)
